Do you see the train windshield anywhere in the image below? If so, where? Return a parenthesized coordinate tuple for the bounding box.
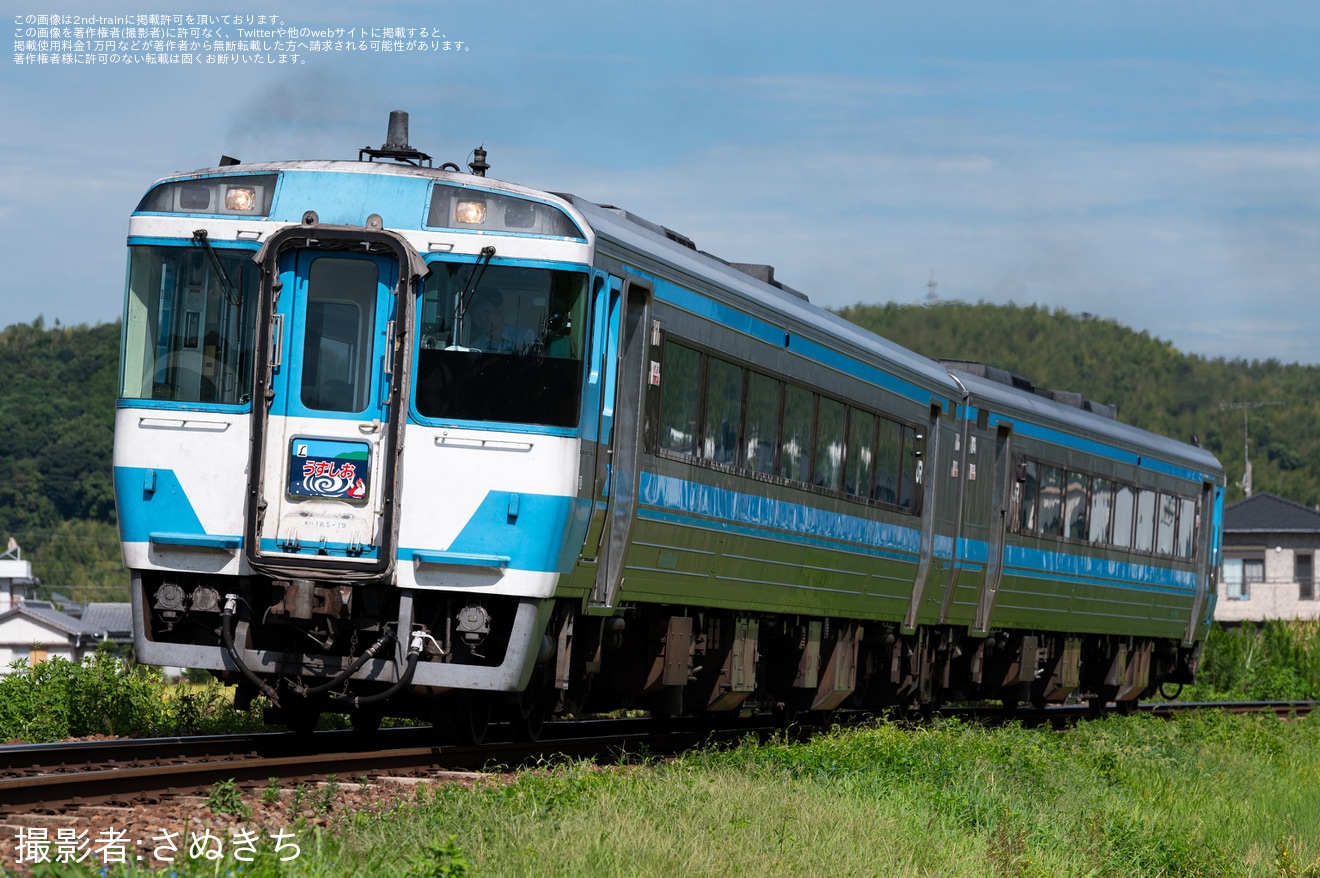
(120, 244, 259, 405)
(413, 261, 587, 428)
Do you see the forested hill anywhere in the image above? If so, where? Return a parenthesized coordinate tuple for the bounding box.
(835, 302, 1320, 508)
(0, 318, 122, 597)
(1, 305, 1319, 594)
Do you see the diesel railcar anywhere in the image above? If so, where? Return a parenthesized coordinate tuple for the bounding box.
(114, 113, 1225, 737)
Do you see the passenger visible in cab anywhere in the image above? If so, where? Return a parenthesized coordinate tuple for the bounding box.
(467, 289, 537, 353)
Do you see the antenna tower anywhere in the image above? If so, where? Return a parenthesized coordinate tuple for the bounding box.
(1219, 401, 1284, 496)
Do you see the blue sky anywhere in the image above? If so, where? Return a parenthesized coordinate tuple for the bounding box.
(3, 1, 1317, 362)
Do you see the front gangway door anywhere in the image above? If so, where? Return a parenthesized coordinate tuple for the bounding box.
(247, 227, 422, 579)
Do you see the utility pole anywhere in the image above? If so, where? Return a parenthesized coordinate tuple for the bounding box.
(1219, 401, 1283, 496)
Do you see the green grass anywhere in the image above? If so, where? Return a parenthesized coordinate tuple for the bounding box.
(0, 647, 271, 741)
(21, 710, 1318, 878)
(339, 712, 1320, 876)
(1189, 621, 1320, 702)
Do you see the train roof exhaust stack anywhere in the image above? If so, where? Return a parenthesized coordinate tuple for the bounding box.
(385, 110, 410, 151)
(359, 110, 433, 167)
(469, 145, 490, 177)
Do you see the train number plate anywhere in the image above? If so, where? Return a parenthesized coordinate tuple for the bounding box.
(288, 437, 370, 501)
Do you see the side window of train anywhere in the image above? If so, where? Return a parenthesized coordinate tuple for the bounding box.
(1006, 456, 1198, 560)
(703, 357, 743, 464)
(1064, 471, 1090, 541)
(1016, 459, 1039, 534)
(1156, 493, 1178, 556)
(659, 340, 701, 454)
(1176, 497, 1197, 559)
(1037, 465, 1064, 537)
(1112, 484, 1136, 549)
(653, 334, 921, 516)
(898, 424, 923, 511)
(779, 385, 813, 483)
(1133, 489, 1157, 553)
(1088, 478, 1113, 543)
(846, 410, 875, 498)
(743, 372, 780, 475)
(873, 417, 903, 506)
(814, 398, 846, 490)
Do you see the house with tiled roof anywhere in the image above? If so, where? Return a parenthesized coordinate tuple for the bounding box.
(1215, 492, 1320, 623)
(80, 602, 133, 642)
(0, 600, 133, 673)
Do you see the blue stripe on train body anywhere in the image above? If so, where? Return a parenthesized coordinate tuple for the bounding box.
(115, 463, 576, 573)
(114, 466, 215, 544)
(638, 472, 1195, 597)
(398, 491, 574, 573)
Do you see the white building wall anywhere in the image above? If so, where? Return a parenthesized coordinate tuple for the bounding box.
(0, 617, 71, 645)
(0, 613, 91, 674)
(1215, 544, 1320, 623)
(0, 558, 33, 613)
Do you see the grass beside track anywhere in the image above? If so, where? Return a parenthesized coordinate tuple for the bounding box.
(27, 709, 1320, 878)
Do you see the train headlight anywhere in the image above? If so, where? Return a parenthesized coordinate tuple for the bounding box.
(454, 200, 487, 225)
(225, 185, 259, 212)
(135, 175, 276, 216)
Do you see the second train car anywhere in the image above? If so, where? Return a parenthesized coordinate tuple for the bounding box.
(114, 113, 1225, 736)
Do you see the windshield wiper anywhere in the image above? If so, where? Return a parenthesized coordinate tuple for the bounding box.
(453, 245, 496, 345)
(192, 229, 240, 306)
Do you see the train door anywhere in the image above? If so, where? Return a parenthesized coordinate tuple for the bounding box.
(580, 276, 621, 561)
(973, 424, 1014, 633)
(902, 402, 944, 632)
(246, 229, 422, 577)
(1185, 480, 1221, 645)
(582, 278, 651, 609)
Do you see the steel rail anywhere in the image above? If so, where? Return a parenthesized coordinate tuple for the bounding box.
(0, 718, 779, 813)
(1, 701, 1308, 812)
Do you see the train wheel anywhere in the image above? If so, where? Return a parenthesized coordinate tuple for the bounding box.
(349, 708, 383, 737)
(773, 703, 799, 728)
(280, 695, 324, 734)
(1087, 698, 1108, 718)
(458, 695, 491, 746)
(517, 699, 548, 743)
(1114, 699, 1138, 716)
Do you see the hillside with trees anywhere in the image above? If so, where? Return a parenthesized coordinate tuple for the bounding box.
(1, 304, 1318, 596)
(0, 318, 123, 600)
(835, 301, 1320, 508)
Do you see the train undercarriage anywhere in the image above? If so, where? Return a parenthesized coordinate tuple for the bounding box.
(134, 569, 1198, 740)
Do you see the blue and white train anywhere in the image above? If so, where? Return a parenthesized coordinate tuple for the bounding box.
(114, 113, 1225, 736)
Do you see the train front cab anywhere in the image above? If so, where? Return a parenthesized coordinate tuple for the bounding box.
(118, 171, 616, 731)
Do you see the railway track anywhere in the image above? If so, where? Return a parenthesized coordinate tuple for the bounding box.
(1, 700, 1309, 815)
(0, 716, 778, 815)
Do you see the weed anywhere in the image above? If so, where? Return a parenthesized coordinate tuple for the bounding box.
(986, 807, 1034, 878)
(204, 778, 251, 819)
(289, 782, 308, 815)
(407, 835, 475, 877)
(261, 776, 282, 806)
(1276, 835, 1320, 878)
(318, 774, 340, 814)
